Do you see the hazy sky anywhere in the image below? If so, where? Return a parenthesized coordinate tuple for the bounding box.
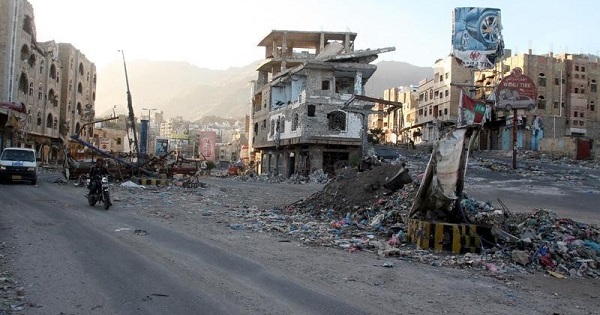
(27, 0, 600, 71)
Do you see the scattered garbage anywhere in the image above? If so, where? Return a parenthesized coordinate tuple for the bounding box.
(51, 149, 600, 279)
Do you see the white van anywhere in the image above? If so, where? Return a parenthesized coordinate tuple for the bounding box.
(0, 147, 37, 185)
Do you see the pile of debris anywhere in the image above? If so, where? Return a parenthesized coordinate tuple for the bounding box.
(241, 163, 600, 278)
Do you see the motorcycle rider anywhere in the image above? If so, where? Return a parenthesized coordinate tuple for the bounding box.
(88, 158, 109, 196)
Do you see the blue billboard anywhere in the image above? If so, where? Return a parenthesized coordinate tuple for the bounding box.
(452, 7, 504, 69)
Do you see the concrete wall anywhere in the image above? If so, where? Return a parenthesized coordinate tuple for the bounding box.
(538, 137, 577, 159)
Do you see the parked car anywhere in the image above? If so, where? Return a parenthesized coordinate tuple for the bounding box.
(0, 147, 37, 185)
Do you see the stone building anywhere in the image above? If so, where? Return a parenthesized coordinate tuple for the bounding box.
(476, 50, 599, 158)
(414, 56, 472, 142)
(377, 85, 418, 144)
(0, 0, 96, 163)
(251, 30, 395, 176)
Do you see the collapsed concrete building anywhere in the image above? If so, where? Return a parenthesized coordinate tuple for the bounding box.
(250, 30, 395, 177)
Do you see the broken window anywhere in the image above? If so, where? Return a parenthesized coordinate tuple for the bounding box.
(279, 117, 285, 133)
(270, 119, 275, 136)
(327, 111, 346, 131)
(46, 113, 53, 128)
(292, 113, 299, 131)
(321, 81, 330, 90)
(36, 112, 42, 126)
(254, 123, 259, 135)
(591, 101, 595, 111)
(307, 105, 316, 117)
(335, 77, 353, 94)
(537, 96, 546, 109)
(538, 73, 546, 87)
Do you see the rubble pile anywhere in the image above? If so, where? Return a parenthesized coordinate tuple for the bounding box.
(235, 165, 600, 279)
(78, 155, 600, 279)
(292, 164, 407, 216)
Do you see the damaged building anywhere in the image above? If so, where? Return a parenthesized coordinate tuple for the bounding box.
(0, 0, 96, 162)
(250, 30, 395, 177)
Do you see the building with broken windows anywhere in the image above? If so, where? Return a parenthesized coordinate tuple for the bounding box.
(0, 0, 96, 163)
(250, 30, 395, 176)
(475, 50, 599, 158)
(376, 85, 419, 144)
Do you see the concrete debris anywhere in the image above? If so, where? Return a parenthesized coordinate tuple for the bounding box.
(121, 181, 145, 188)
(57, 149, 600, 279)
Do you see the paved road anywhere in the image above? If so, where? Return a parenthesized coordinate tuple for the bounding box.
(0, 173, 369, 315)
(401, 148, 600, 225)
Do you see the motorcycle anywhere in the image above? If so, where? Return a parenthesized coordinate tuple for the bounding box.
(87, 175, 111, 210)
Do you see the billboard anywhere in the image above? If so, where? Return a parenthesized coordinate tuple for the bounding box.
(198, 131, 217, 161)
(495, 67, 537, 111)
(452, 7, 504, 69)
(155, 138, 169, 156)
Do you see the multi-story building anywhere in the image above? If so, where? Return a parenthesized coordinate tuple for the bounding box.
(377, 85, 418, 144)
(414, 56, 471, 142)
(0, 0, 96, 163)
(251, 29, 395, 176)
(57, 43, 96, 154)
(476, 50, 599, 156)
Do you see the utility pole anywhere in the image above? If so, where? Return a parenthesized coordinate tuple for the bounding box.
(512, 108, 518, 169)
(119, 50, 139, 160)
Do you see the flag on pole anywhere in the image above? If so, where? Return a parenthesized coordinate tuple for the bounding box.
(459, 91, 487, 126)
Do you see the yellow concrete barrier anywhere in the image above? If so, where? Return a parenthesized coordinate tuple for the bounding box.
(407, 219, 493, 254)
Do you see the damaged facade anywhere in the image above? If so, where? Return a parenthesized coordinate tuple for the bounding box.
(373, 50, 600, 159)
(476, 50, 600, 158)
(251, 30, 395, 176)
(0, 0, 96, 162)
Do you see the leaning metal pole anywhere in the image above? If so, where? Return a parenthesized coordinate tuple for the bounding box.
(120, 50, 140, 160)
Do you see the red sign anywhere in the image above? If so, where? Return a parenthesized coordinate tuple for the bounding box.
(460, 92, 487, 125)
(495, 67, 537, 111)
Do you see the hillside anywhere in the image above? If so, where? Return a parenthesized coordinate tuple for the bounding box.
(95, 60, 432, 120)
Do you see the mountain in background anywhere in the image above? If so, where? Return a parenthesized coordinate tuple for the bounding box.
(95, 60, 432, 120)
